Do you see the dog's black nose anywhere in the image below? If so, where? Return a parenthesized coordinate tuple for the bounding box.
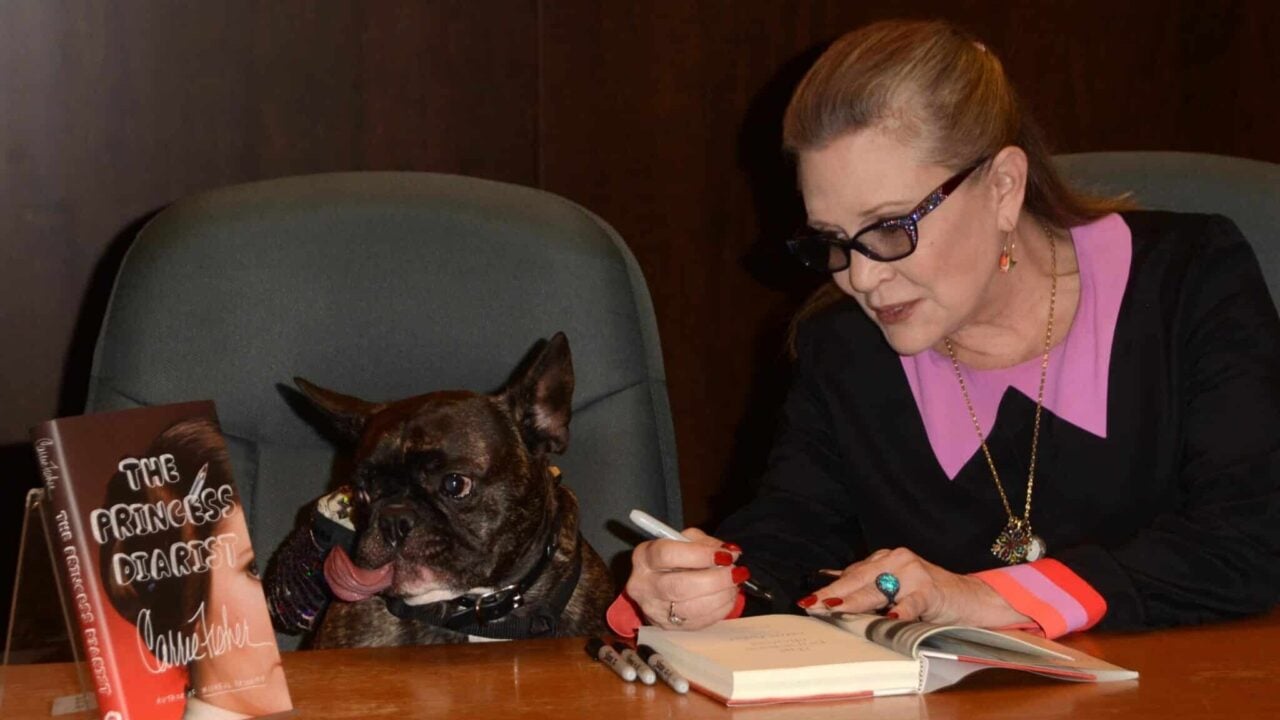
(377, 505, 416, 546)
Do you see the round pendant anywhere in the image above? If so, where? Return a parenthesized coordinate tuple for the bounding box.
(1025, 534, 1047, 562)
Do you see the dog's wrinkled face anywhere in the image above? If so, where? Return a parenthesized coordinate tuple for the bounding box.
(295, 333, 574, 604)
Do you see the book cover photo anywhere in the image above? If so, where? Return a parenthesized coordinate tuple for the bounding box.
(30, 401, 293, 720)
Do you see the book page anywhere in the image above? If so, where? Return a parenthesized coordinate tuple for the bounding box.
(949, 630, 1138, 681)
(828, 614, 951, 657)
(828, 614, 1135, 681)
(919, 626, 1071, 660)
(831, 613, 1070, 660)
(642, 615, 910, 672)
(638, 615, 922, 704)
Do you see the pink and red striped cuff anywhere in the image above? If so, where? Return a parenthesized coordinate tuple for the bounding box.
(974, 558, 1107, 638)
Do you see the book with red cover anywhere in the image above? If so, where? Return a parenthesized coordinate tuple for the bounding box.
(30, 400, 293, 720)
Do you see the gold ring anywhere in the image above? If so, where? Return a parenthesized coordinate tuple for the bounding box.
(667, 600, 686, 626)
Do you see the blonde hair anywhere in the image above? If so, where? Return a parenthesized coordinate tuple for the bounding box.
(783, 20, 1133, 351)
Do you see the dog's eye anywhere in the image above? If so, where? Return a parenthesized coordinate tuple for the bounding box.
(440, 473, 473, 499)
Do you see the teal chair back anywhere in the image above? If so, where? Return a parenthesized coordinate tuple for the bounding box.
(85, 173, 682, 647)
(1055, 151, 1280, 303)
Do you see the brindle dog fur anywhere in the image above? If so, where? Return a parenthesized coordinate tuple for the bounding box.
(294, 333, 613, 647)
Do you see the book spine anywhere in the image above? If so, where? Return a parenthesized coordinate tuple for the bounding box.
(32, 421, 130, 720)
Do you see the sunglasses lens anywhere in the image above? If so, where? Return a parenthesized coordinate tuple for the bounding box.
(788, 236, 847, 272)
(788, 224, 915, 271)
(858, 226, 913, 261)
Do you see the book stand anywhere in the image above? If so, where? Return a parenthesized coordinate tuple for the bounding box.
(2, 489, 96, 717)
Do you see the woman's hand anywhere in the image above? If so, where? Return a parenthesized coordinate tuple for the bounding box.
(802, 547, 1031, 627)
(625, 527, 749, 631)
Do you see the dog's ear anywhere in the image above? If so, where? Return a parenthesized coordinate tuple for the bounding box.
(293, 377, 384, 445)
(499, 332, 574, 455)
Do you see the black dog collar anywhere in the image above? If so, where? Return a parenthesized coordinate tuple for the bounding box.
(380, 496, 581, 639)
(277, 465, 579, 640)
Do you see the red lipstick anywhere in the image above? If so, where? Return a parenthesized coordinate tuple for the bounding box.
(871, 299, 919, 325)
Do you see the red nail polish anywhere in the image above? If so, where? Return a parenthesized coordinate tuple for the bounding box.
(823, 597, 844, 608)
(797, 595, 818, 608)
(714, 551, 733, 566)
(721, 542, 742, 553)
(886, 611, 900, 619)
(732, 566, 751, 584)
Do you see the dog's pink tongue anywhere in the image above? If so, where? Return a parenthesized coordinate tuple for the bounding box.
(324, 546, 394, 602)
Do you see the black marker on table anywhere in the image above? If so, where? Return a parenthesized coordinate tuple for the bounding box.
(611, 642, 657, 685)
(585, 637, 636, 682)
(636, 644, 689, 694)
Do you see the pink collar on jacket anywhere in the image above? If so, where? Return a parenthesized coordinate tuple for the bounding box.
(899, 213, 1133, 480)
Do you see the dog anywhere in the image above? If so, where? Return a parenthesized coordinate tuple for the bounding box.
(269, 332, 614, 647)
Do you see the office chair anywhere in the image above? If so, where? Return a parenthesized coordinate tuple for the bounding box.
(1054, 151, 1280, 303)
(84, 173, 681, 648)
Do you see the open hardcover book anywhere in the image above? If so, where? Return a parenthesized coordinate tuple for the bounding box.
(636, 613, 1136, 706)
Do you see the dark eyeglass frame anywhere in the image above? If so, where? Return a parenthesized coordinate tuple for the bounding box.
(786, 160, 987, 271)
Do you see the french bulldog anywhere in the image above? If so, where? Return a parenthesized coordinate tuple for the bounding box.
(275, 332, 613, 647)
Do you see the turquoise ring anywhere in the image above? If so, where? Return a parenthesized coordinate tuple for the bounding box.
(874, 572, 900, 606)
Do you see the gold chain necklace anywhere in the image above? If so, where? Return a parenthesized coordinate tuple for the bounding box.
(943, 226, 1057, 565)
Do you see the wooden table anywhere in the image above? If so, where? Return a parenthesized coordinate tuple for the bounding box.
(4, 610, 1279, 719)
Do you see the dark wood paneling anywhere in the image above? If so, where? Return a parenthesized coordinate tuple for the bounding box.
(354, 2, 540, 178)
(539, 0, 818, 529)
(0, 0, 539, 442)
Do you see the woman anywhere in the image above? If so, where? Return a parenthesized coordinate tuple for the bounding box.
(100, 419, 291, 720)
(616, 19, 1280, 639)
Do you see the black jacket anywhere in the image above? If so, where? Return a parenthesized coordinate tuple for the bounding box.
(718, 211, 1280, 631)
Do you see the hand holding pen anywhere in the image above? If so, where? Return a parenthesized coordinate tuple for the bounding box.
(626, 509, 772, 631)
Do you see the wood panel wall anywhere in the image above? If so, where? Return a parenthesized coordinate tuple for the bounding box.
(2, 1, 1276, 623)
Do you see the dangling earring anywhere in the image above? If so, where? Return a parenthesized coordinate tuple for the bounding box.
(998, 233, 1017, 273)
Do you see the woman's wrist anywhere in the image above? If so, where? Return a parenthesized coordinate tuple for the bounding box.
(963, 574, 1034, 627)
